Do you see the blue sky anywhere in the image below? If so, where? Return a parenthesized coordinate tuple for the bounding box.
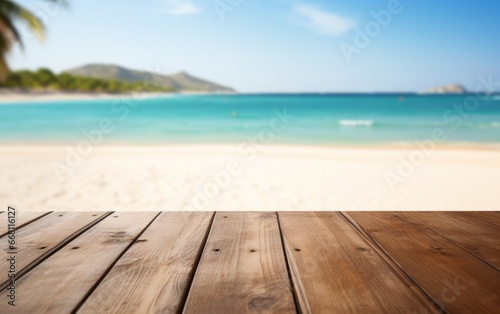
(9, 0, 500, 92)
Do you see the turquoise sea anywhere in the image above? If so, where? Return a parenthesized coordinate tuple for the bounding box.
(1, 94, 500, 145)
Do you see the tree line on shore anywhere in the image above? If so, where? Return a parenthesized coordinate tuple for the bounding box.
(0, 68, 172, 93)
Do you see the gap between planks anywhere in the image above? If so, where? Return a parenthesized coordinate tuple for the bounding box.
(339, 212, 445, 313)
(0, 212, 159, 313)
(346, 212, 500, 313)
(279, 212, 439, 313)
(0, 212, 113, 291)
(72, 212, 163, 313)
(182, 212, 296, 314)
(0, 211, 52, 238)
(77, 212, 215, 314)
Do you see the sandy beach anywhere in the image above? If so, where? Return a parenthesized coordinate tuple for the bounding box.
(0, 90, 175, 103)
(0, 90, 239, 103)
(2, 144, 499, 211)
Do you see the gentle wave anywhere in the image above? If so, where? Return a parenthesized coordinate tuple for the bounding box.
(475, 122, 500, 129)
(336, 120, 500, 129)
(339, 119, 374, 127)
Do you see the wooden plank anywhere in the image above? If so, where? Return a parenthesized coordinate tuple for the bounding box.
(453, 212, 500, 228)
(278, 212, 436, 313)
(0, 212, 159, 313)
(183, 212, 296, 314)
(78, 212, 214, 314)
(0, 211, 110, 290)
(347, 212, 500, 313)
(404, 212, 500, 270)
(0, 211, 51, 238)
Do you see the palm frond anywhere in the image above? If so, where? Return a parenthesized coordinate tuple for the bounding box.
(0, 0, 45, 42)
(0, 11, 22, 49)
(0, 0, 68, 81)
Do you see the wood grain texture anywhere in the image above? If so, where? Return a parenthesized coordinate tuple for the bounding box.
(0, 211, 51, 238)
(348, 212, 500, 313)
(183, 212, 296, 314)
(0, 212, 159, 314)
(0, 211, 109, 290)
(78, 212, 214, 314)
(404, 212, 500, 270)
(453, 211, 500, 229)
(279, 212, 436, 313)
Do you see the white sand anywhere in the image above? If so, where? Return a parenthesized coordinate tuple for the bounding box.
(0, 90, 236, 103)
(0, 90, 172, 103)
(1, 144, 499, 211)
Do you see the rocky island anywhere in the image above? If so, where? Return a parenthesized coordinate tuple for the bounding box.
(423, 84, 467, 94)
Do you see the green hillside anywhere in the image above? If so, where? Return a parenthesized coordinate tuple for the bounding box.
(65, 64, 234, 92)
(0, 68, 172, 93)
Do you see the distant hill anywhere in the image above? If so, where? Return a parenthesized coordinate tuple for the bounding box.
(64, 64, 234, 92)
(423, 84, 467, 94)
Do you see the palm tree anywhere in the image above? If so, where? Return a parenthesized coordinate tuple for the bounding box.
(0, 0, 67, 81)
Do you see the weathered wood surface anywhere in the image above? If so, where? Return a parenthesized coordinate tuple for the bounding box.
(279, 212, 437, 313)
(347, 212, 500, 313)
(78, 212, 213, 314)
(0, 212, 498, 314)
(0, 211, 50, 237)
(0, 212, 159, 314)
(183, 212, 296, 314)
(454, 211, 500, 228)
(0, 212, 110, 290)
(404, 212, 500, 270)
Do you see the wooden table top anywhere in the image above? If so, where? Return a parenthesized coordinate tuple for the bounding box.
(0, 211, 498, 313)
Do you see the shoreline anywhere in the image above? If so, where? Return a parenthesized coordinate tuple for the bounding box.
(0, 90, 172, 103)
(2, 90, 499, 104)
(1, 142, 500, 152)
(0, 90, 238, 104)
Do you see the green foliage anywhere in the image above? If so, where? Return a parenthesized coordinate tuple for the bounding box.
(36, 68, 57, 87)
(0, 68, 173, 93)
(0, 1, 69, 80)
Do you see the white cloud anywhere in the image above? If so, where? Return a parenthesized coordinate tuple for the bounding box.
(161, 0, 200, 15)
(294, 4, 354, 36)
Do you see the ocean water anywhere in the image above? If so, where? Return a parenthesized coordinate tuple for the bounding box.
(1, 94, 500, 145)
